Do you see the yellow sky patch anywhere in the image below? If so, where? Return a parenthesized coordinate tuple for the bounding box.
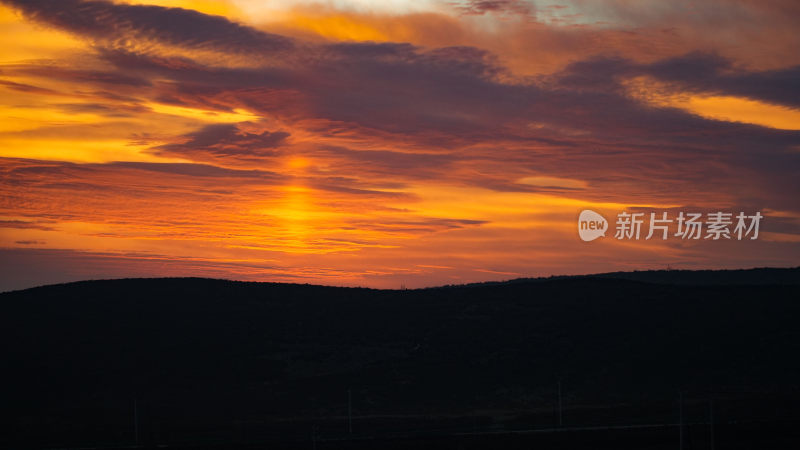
(116, 0, 242, 18)
(626, 76, 800, 131)
(0, 137, 188, 163)
(0, 106, 111, 133)
(0, 5, 87, 63)
(286, 13, 388, 41)
(680, 96, 800, 131)
(145, 102, 260, 123)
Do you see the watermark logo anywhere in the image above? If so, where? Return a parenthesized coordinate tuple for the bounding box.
(578, 209, 608, 242)
(578, 210, 763, 242)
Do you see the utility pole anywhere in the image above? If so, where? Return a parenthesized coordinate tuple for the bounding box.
(348, 389, 353, 434)
(133, 397, 139, 446)
(557, 379, 563, 427)
(312, 425, 318, 450)
(679, 391, 684, 450)
(709, 399, 715, 450)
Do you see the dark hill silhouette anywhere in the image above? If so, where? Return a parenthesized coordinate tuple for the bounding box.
(2, 267, 799, 449)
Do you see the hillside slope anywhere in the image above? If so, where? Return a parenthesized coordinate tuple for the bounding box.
(2, 269, 799, 448)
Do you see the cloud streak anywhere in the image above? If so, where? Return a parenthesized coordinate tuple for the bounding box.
(1, 0, 293, 54)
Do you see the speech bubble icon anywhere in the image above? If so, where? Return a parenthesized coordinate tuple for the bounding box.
(578, 209, 608, 242)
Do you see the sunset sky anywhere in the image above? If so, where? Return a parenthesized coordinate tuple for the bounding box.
(1, 0, 798, 291)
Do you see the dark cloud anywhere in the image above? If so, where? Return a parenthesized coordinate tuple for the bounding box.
(99, 44, 532, 138)
(649, 54, 800, 109)
(0, 220, 55, 231)
(7, 64, 151, 87)
(0, 0, 293, 54)
(154, 124, 290, 160)
(99, 49, 293, 89)
(303, 44, 533, 137)
(0, 79, 58, 94)
(94, 40, 798, 154)
(0, 158, 286, 186)
(56, 102, 146, 117)
(106, 161, 285, 180)
(90, 44, 800, 212)
(555, 52, 800, 109)
(454, 0, 534, 17)
(321, 145, 454, 170)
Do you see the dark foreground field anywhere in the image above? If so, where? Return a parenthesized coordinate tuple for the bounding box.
(2, 268, 799, 449)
